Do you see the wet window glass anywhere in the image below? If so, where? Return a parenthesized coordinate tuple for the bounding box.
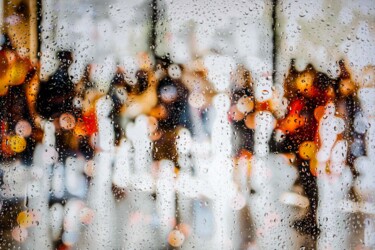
(0, 0, 374, 249)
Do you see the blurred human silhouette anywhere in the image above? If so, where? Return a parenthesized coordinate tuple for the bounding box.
(37, 51, 75, 119)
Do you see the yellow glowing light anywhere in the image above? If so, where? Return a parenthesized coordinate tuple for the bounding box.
(295, 72, 314, 93)
(309, 157, 319, 177)
(0, 84, 9, 96)
(168, 229, 185, 247)
(299, 141, 317, 160)
(9, 135, 27, 153)
(280, 114, 305, 133)
(339, 78, 356, 96)
(73, 121, 87, 137)
(174, 167, 180, 176)
(8, 60, 30, 86)
(17, 211, 36, 228)
(244, 113, 256, 129)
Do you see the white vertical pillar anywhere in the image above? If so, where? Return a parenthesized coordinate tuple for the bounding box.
(25, 121, 57, 249)
(112, 138, 132, 249)
(249, 111, 305, 249)
(156, 159, 175, 244)
(315, 104, 353, 250)
(203, 55, 237, 249)
(50, 203, 64, 242)
(317, 140, 353, 250)
(65, 156, 86, 198)
(354, 80, 375, 248)
(175, 128, 193, 224)
(122, 115, 158, 250)
(176, 129, 215, 249)
(77, 96, 116, 249)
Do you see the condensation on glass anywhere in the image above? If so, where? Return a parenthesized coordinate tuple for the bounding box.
(0, 0, 374, 249)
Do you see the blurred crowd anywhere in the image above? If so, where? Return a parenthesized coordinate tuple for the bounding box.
(0, 29, 373, 248)
(0, 32, 363, 168)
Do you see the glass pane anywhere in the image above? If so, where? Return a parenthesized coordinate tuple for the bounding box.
(0, 0, 374, 249)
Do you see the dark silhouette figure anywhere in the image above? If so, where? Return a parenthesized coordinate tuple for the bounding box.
(37, 51, 75, 119)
